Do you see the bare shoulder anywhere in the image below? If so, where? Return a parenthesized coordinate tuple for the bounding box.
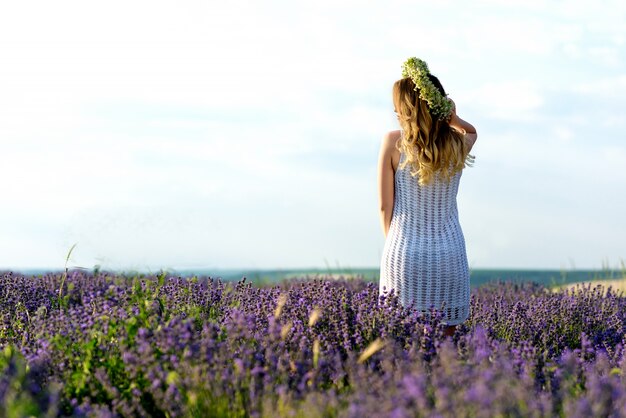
(383, 129, 401, 140)
(382, 130, 402, 149)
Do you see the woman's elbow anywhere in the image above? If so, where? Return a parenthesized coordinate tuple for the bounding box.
(380, 205, 394, 215)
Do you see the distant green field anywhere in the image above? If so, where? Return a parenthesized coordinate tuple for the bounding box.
(139, 267, 626, 288)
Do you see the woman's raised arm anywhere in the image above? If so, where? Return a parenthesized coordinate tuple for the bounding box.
(447, 99, 477, 150)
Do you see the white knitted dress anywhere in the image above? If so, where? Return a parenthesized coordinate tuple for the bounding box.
(379, 133, 471, 325)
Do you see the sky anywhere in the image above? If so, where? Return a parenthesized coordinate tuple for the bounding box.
(1, 0, 625, 273)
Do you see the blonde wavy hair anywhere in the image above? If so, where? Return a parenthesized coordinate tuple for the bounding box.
(393, 76, 472, 186)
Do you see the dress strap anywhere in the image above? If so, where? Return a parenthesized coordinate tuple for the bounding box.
(399, 129, 404, 163)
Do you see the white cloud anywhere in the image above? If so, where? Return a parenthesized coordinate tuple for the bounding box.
(456, 81, 544, 121)
(572, 75, 626, 98)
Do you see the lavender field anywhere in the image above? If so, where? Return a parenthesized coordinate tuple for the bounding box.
(2, 271, 626, 417)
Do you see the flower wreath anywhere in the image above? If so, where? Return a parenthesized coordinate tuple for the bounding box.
(401, 57, 453, 121)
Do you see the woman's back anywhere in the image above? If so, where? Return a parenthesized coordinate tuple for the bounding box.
(394, 148, 463, 239)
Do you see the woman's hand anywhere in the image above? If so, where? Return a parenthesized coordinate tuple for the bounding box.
(446, 98, 476, 136)
(445, 97, 457, 124)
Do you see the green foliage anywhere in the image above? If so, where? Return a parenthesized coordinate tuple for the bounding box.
(0, 346, 58, 418)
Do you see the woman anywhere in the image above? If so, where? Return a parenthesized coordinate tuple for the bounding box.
(378, 58, 477, 337)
